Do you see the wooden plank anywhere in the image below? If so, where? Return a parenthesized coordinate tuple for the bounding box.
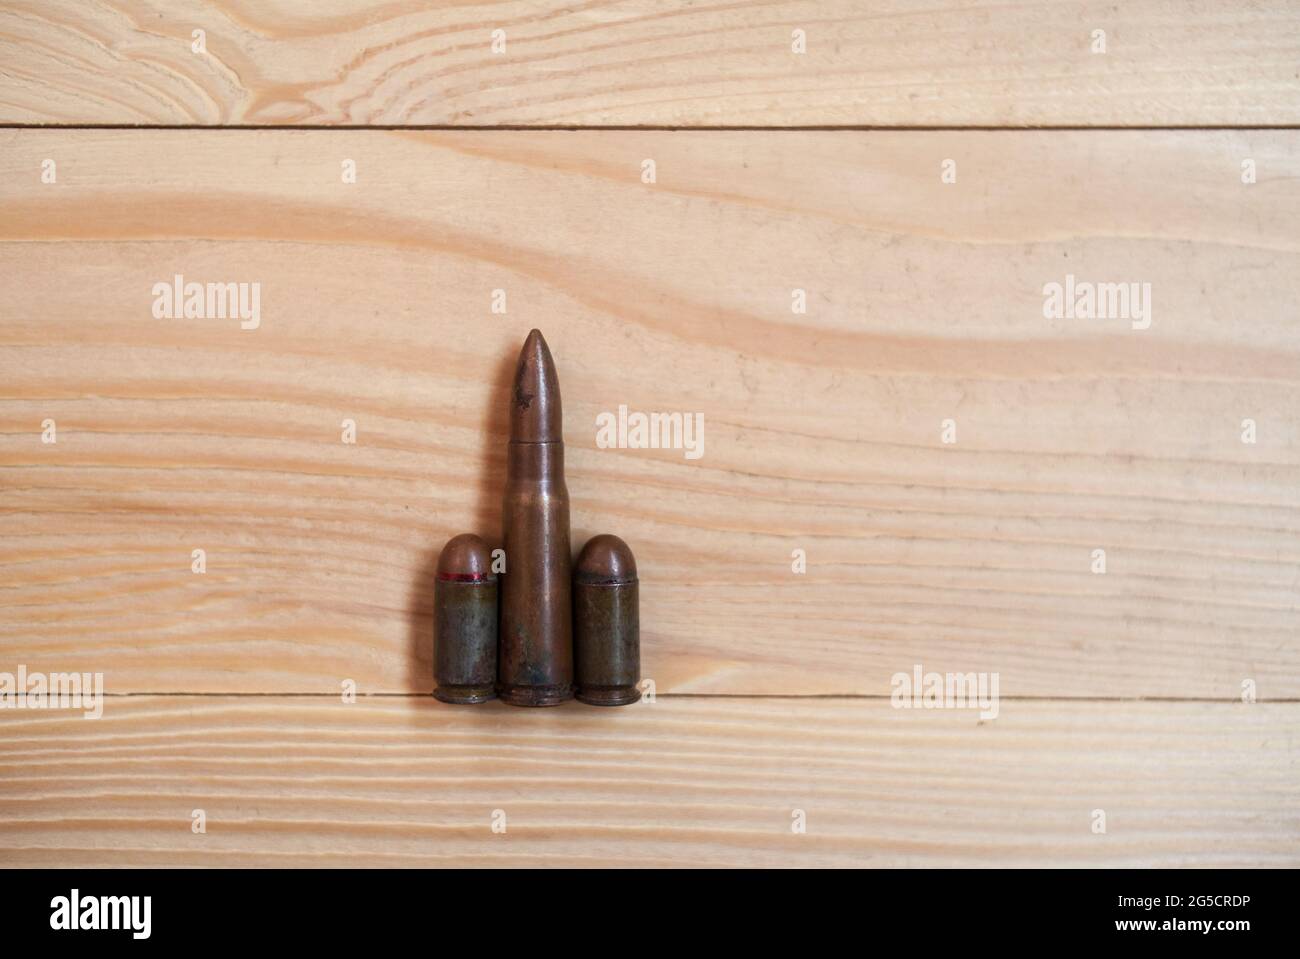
(1, 129, 1298, 696)
(0, 697, 1295, 867)
(1, 1, 1298, 127)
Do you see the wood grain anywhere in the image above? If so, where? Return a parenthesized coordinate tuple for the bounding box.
(1, 696, 1295, 867)
(2, 1, 1299, 127)
(2, 129, 1299, 697)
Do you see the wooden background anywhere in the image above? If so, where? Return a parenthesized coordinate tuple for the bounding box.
(1, 1, 1297, 867)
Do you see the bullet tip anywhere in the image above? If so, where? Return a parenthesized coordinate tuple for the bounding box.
(510, 328, 562, 442)
(437, 533, 494, 580)
(576, 534, 637, 583)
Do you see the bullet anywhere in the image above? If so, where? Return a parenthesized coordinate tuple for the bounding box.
(498, 330, 574, 706)
(433, 534, 497, 704)
(574, 535, 641, 706)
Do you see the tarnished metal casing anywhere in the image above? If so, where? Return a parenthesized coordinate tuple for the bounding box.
(574, 534, 640, 706)
(434, 534, 497, 704)
(498, 330, 574, 706)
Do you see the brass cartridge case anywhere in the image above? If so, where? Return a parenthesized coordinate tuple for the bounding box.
(434, 533, 498, 704)
(574, 534, 641, 706)
(498, 329, 574, 706)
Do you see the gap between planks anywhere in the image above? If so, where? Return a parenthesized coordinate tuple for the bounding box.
(85, 693, 1299, 703)
(4, 124, 1300, 132)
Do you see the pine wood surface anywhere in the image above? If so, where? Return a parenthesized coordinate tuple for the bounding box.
(2, 129, 1297, 698)
(2, 4, 1298, 869)
(2, 1, 1298, 127)
(2, 697, 1295, 867)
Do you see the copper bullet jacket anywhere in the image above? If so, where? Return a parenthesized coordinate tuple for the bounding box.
(433, 534, 498, 704)
(574, 535, 641, 706)
(497, 329, 574, 707)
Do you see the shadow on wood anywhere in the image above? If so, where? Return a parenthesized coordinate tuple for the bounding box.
(406, 341, 517, 693)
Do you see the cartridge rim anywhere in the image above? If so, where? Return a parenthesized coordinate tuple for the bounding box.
(434, 683, 498, 705)
(575, 684, 641, 707)
(497, 682, 574, 707)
